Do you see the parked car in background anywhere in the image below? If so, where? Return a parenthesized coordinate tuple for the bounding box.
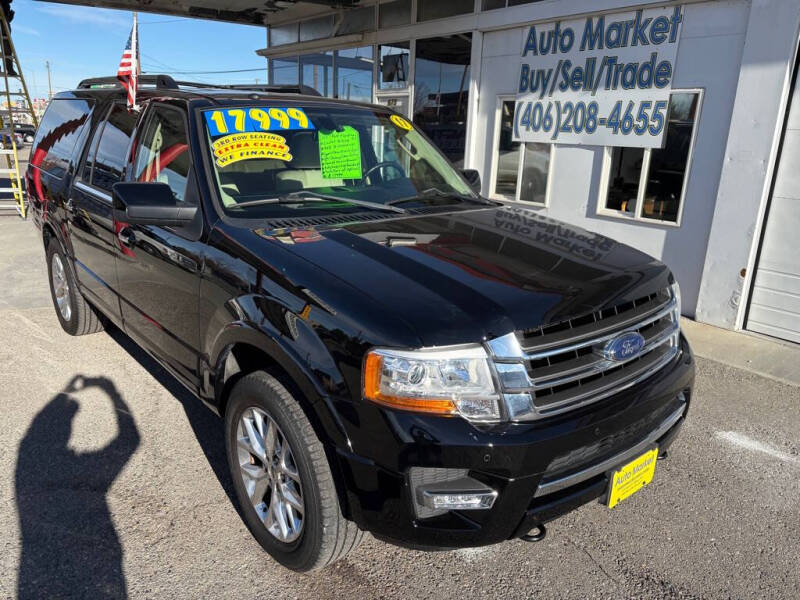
(15, 123, 36, 143)
(28, 75, 694, 572)
(0, 129, 23, 149)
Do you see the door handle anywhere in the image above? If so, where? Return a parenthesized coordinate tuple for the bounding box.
(117, 227, 136, 248)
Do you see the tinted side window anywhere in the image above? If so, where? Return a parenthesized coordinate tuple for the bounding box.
(133, 106, 191, 203)
(31, 98, 94, 178)
(86, 104, 137, 192)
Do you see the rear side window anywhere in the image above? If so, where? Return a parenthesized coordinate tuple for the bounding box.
(31, 98, 94, 178)
(83, 104, 138, 192)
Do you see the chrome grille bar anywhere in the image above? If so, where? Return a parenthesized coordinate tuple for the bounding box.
(486, 286, 681, 421)
(521, 297, 677, 361)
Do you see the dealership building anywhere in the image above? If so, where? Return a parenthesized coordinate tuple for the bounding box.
(56, 0, 800, 344)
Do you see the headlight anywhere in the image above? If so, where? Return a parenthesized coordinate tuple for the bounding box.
(363, 345, 501, 422)
(670, 280, 681, 318)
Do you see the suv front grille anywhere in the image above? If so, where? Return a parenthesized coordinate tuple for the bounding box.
(487, 287, 680, 420)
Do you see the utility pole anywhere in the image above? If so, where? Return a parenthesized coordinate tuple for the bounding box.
(45, 60, 52, 99)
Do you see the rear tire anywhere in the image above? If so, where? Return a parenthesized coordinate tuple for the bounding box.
(225, 370, 363, 571)
(46, 239, 104, 336)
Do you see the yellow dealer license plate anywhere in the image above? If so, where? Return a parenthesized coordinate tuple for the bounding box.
(607, 447, 659, 509)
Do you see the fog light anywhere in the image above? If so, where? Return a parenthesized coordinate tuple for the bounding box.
(422, 490, 498, 510)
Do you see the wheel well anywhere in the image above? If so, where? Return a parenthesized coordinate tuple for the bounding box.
(42, 222, 56, 250)
(216, 342, 355, 520)
(216, 343, 283, 417)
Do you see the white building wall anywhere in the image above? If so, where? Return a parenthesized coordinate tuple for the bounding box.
(472, 0, 750, 316)
(696, 0, 800, 329)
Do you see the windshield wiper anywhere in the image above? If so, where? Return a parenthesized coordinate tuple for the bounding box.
(229, 190, 407, 213)
(387, 187, 496, 207)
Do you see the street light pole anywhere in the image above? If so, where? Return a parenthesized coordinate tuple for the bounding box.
(45, 61, 52, 99)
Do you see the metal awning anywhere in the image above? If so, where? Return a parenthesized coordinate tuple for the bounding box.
(35, 0, 363, 26)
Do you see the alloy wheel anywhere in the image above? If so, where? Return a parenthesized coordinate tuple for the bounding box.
(236, 407, 305, 543)
(51, 253, 72, 322)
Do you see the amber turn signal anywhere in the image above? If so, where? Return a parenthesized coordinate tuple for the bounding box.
(362, 352, 457, 416)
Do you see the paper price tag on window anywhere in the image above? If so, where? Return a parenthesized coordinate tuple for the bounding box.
(318, 126, 362, 180)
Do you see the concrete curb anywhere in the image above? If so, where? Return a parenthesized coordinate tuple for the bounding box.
(681, 317, 800, 387)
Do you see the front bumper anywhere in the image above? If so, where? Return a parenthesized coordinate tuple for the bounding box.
(333, 334, 695, 549)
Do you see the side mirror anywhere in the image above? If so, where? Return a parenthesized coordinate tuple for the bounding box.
(461, 168, 481, 192)
(112, 182, 197, 227)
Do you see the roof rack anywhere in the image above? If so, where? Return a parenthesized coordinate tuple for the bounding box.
(226, 84, 322, 96)
(76, 75, 321, 97)
(77, 74, 179, 89)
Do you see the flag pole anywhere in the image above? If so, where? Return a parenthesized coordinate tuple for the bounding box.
(132, 11, 139, 111)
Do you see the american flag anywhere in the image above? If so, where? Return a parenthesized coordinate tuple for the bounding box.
(117, 13, 139, 110)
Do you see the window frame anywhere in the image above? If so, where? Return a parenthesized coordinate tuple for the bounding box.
(597, 88, 704, 228)
(489, 95, 553, 206)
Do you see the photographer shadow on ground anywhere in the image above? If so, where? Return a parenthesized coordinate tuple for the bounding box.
(15, 376, 140, 600)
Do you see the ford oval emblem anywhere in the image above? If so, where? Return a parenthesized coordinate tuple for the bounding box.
(603, 331, 646, 362)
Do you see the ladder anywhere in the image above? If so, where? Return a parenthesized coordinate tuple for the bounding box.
(0, 10, 38, 218)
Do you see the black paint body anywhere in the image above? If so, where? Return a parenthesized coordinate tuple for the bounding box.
(29, 87, 694, 549)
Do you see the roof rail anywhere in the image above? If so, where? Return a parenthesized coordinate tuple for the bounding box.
(77, 75, 179, 90)
(227, 84, 322, 96)
(76, 75, 322, 97)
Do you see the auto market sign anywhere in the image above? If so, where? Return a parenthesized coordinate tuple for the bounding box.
(513, 6, 683, 148)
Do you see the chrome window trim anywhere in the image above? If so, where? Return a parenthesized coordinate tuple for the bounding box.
(73, 179, 112, 204)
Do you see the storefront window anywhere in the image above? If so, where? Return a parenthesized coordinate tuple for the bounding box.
(642, 93, 699, 222)
(482, 0, 542, 9)
(379, 43, 410, 90)
(491, 99, 551, 204)
(520, 143, 550, 204)
(270, 57, 299, 85)
(491, 100, 520, 198)
(413, 34, 472, 166)
(300, 52, 334, 97)
(605, 147, 644, 215)
(417, 0, 474, 21)
(600, 91, 701, 225)
(335, 46, 374, 103)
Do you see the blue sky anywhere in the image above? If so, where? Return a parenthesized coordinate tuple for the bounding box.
(10, 0, 269, 100)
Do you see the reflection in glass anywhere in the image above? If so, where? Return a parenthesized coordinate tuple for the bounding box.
(31, 98, 93, 177)
(300, 52, 333, 97)
(605, 147, 643, 214)
(379, 43, 410, 90)
(520, 143, 550, 204)
(335, 46, 374, 103)
(270, 57, 299, 85)
(417, 0, 473, 21)
(413, 34, 472, 166)
(642, 93, 699, 222)
(492, 100, 520, 198)
(134, 108, 190, 203)
(91, 105, 137, 192)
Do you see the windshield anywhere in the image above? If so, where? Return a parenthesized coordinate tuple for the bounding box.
(202, 104, 478, 217)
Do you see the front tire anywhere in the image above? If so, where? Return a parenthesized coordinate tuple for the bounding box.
(46, 239, 104, 336)
(225, 371, 363, 571)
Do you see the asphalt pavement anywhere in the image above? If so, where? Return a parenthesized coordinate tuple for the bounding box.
(0, 217, 798, 599)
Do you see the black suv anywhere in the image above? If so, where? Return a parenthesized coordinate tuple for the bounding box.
(28, 75, 694, 572)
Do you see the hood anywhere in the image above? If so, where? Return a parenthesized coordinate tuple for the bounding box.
(252, 206, 672, 347)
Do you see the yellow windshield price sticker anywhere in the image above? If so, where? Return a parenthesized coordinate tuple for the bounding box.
(318, 126, 362, 179)
(390, 114, 412, 130)
(607, 447, 659, 509)
(212, 132, 292, 167)
(205, 107, 314, 137)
